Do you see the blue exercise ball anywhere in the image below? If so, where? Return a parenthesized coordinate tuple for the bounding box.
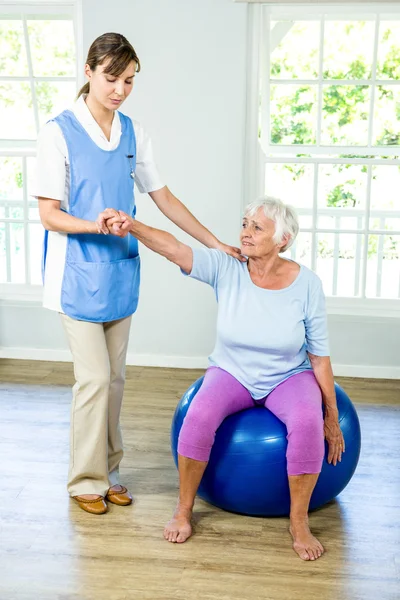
(171, 377, 361, 517)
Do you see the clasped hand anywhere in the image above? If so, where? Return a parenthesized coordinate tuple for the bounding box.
(95, 208, 133, 237)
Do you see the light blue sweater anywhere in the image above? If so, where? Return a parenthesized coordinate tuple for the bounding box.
(186, 249, 329, 400)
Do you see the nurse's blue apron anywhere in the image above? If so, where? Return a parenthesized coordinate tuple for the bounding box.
(42, 109, 140, 323)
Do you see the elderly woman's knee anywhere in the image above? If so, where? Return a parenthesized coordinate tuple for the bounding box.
(180, 406, 218, 440)
(289, 411, 324, 439)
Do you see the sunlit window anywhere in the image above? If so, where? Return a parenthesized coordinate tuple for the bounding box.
(0, 4, 76, 290)
(256, 6, 400, 300)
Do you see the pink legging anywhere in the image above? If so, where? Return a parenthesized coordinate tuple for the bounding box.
(178, 367, 325, 476)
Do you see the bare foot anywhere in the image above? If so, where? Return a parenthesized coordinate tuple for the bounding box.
(289, 518, 324, 561)
(164, 504, 193, 543)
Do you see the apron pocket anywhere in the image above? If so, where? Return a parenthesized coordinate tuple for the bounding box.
(61, 255, 140, 322)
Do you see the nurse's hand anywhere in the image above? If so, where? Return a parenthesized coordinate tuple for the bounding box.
(214, 241, 247, 262)
(105, 212, 132, 238)
(95, 208, 122, 235)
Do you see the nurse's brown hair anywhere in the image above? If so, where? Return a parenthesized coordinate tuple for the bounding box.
(77, 32, 141, 98)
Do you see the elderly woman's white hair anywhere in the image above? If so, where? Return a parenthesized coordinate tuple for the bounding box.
(244, 196, 299, 253)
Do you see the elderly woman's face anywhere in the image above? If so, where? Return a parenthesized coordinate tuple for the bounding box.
(240, 209, 281, 257)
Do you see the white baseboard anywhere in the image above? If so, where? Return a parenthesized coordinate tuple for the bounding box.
(0, 347, 209, 370)
(330, 364, 400, 379)
(125, 353, 209, 369)
(0, 348, 399, 379)
(0, 348, 73, 362)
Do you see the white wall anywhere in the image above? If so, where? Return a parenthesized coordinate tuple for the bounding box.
(82, 0, 247, 363)
(0, 0, 399, 379)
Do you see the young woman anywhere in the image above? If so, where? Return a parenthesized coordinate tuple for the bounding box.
(34, 32, 242, 515)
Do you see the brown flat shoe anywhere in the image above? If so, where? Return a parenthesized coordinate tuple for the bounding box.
(106, 485, 133, 506)
(72, 495, 108, 515)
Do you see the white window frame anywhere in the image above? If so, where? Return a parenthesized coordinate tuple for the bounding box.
(0, 0, 83, 301)
(244, 2, 400, 317)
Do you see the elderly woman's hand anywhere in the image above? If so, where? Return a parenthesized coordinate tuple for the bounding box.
(214, 241, 247, 262)
(95, 208, 124, 235)
(324, 407, 345, 466)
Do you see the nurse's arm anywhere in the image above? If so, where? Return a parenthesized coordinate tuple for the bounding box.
(118, 214, 193, 274)
(149, 186, 245, 262)
(38, 198, 120, 235)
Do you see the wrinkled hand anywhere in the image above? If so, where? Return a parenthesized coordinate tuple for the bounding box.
(215, 241, 247, 262)
(95, 208, 123, 235)
(324, 410, 345, 466)
(105, 210, 133, 238)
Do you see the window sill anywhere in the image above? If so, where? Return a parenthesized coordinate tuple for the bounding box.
(0, 287, 398, 318)
(326, 297, 400, 319)
(0, 285, 43, 305)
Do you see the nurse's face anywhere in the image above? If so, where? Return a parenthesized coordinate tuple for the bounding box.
(85, 59, 137, 111)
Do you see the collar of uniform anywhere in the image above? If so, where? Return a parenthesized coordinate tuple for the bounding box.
(72, 94, 122, 145)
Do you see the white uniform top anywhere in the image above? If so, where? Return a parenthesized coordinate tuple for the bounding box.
(32, 95, 164, 313)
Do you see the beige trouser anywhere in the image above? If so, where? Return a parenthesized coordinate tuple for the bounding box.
(60, 313, 132, 497)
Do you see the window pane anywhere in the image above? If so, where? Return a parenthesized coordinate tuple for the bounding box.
(28, 19, 76, 77)
(336, 234, 364, 297)
(370, 163, 400, 232)
(0, 82, 36, 139)
(373, 86, 400, 146)
(323, 21, 374, 80)
(370, 165, 400, 211)
(377, 22, 400, 80)
(36, 81, 76, 126)
(0, 157, 23, 200)
(26, 157, 36, 192)
(270, 85, 317, 144)
(316, 233, 334, 295)
(10, 222, 25, 283)
(317, 214, 364, 232)
(0, 222, 6, 282)
(29, 223, 43, 285)
(315, 233, 366, 296)
(299, 214, 312, 228)
(318, 164, 368, 219)
(369, 216, 400, 232)
(283, 231, 312, 268)
(26, 156, 39, 219)
(265, 163, 314, 208)
(270, 21, 319, 80)
(366, 234, 400, 298)
(321, 85, 370, 145)
(0, 19, 29, 76)
(28, 201, 39, 220)
(3, 202, 24, 220)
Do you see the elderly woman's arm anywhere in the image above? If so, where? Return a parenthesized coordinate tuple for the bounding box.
(148, 187, 245, 261)
(307, 353, 345, 466)
(111, 212, 193, 274)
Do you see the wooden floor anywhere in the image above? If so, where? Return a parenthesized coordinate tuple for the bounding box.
(0, 359, 399, 600)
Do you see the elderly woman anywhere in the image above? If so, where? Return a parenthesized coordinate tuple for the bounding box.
(107, 197, 344, 561)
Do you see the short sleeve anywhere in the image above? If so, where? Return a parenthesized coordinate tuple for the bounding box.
(305, 276, 330, 356)
(32, 121, 68, 202)
(184, 248, 231, 288)
(132, 121, 164, 194)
